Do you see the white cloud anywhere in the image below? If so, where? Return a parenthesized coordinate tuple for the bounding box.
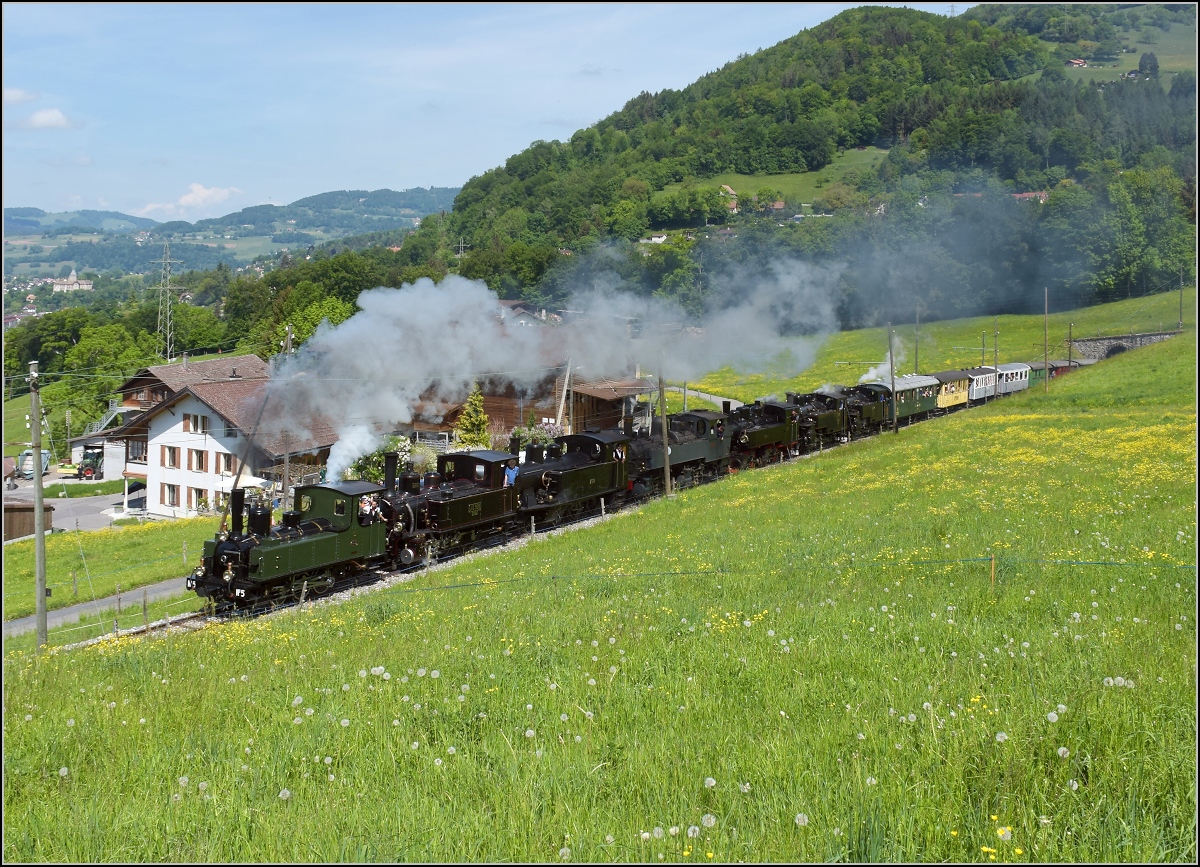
(178, 182, 240, 209)
(19, 108, 73, 129)
(134, 182, 242, 218)
(3, 87, 39, 105)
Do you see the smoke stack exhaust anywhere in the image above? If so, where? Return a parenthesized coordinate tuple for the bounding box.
(231, 488, 245, 537)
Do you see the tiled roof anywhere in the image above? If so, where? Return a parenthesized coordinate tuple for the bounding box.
(134, 354, 269, 392)
(188, 381, 340, 458)
(571, 377, 656, 400)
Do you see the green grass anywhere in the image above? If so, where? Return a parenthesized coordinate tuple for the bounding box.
(1038, 17, 1197, 91)
(656, 147, 888, 209)
(2, 517, 216, 621)
(692, 288, 1195, 404)
(1, 592, 203, 656)
(2, 315, 1194, 861)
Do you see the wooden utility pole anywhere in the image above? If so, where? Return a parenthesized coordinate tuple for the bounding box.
(658, 354, 672, 496)
(29, 362, 47, 649)
(1044, 287, 1049, 394)
(1068, 323, 1073, 367)
(888, 324, 898, 435)
(914, 305, 919, 374)
(981, 331, 986, 368)
(282, 431, 290, 511)
(1181, 265, 1185, 331)
(993, 317, 998, 370)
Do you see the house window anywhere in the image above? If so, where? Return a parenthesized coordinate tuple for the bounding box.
(223, 422, 238, 438)
(128, 438, 148, 462)
(213, 491, 228, 511)
(162, 445, 179, 468)
(162, 483, 180, 507)
(188, 487, 209, 511)
(183, 414, 210, 435)
(218, 453, 236, 475)
(188, 448, 208, 472)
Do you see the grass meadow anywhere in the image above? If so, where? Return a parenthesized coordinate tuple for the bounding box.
(692, 288, 1195, 405)
(3, 313, 1194, 861)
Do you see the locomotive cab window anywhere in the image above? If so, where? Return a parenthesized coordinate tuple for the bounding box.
(474, 464, 486, 482)
(300, 495, 313, 514)
(334, 498, 346, 517)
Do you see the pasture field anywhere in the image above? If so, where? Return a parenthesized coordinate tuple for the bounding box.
(3, 322, 1194, 862)
(692, 287, 1196, 405)
(656, 147, 888, 208)
(2, 518, 214, 622)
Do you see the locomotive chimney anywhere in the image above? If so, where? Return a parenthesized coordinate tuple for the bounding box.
(722, 400, 731, 414)
(623, 417, 633, 436)
(508, 435, 521, 458)
(384, 452, 399, 493)
(230, 488, 245, 536)
(182, 351, 188, 370)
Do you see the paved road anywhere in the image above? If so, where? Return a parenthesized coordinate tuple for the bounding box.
(3, 576, 190, 639)
(5, 479, 145, 533)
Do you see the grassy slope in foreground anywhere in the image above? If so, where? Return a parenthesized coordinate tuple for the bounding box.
(3, 324, 1195, 862)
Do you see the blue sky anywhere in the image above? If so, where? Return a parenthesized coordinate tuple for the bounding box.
(3, 2, 953, 221)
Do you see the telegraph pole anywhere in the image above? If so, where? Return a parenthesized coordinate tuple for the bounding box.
(1044, 287, 1049, 394)
(1068, 323, 1073, 367)
(914, 304, 920, 374)
(658, 354, 672, 496)
(981, 331, 986, 368)
(1181, 266, 1185, 331)
(993, 317, 998, 370)
(888, 324, 898, 435)
(29, 362, 48, 649)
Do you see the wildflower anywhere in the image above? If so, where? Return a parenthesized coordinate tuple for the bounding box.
(1058, 747, 1070, 758)
(359, 669, 367, 678)
(866, 776, 877, 785)
(995, 732, 1008, 743)
(605, 835, 615, 844)
(653, 827, 665, 839)
(535, 749, 544, 758)
(795, 813, 809, 827)
(328, 774, 335, 781)
(324, 756, 333, 764)
(1103, 677, 1114, 687)
(561, 714, 569, 722)
(305, 708, 314, 716)
(641, 831, 651, 842)
(292, 696, 303, 706)
(279, 788, 290, 800)
(197, 782, 207, 792)
(66, 719, 75, 727)
(172, 793, 181, 802)
(417, 668, 426, 677)
(393, 719, 400, 726)
(857, 733, 865, 740)
(434, 758, 443, 767)
(1047, 712, 1059, 723)
(340, 719, 350, 727)
(701, 814, 717, 828)
(907, 713, 916, 723)
(526, 729, 536, 738)
(178, 776, 188, 787)
(1069, 779, 1079, 791)
(447, 747, 456, 755)
(704, 776, 716, 789)
(59, 767, 69, 778)
(687, 826, 700, 838)
(342, 684, 350, 692)
(431, 670, 440, 679)
(294, 717, 302, 725)
(669, 827, 680, 836)
(559, 847, 571, 861)
(412, 742, 419, 750)
(383, 672, 391, 680)
(1114, 677, 1126, 687)
(371, 666, 385, 676)
(575, 735, 582, 743)
(739, 782, 751, 793)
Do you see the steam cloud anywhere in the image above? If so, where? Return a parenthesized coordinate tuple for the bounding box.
(264, 259, 844, 479)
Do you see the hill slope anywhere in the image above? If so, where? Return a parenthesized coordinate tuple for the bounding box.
(3, 296, 1194, 860)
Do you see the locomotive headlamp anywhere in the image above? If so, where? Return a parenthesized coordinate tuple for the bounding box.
(218, 531, 228, 542)
(223, 565, 234, 583)
(193, 565, 204, 579)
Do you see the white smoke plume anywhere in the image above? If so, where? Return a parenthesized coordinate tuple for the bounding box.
(858, 337, 907, 384)
(264, 261, 844, 478)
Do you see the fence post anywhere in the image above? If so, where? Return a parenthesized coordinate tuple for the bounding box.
(72, 569, 78, 599)
(299, 580, 308, 605)
(143, 590, 148, 630)
(601, 498, 606, 517)
(116, 586, 121, 616)
(990, 553, 996, 590)
(183, 541, 188, 567)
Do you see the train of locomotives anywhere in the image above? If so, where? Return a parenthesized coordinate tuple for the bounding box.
(190, 363, 1036, 607)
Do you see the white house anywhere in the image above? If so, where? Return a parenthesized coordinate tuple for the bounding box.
(107, 377, 339, 518)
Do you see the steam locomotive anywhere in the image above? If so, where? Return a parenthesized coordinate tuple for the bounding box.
(188, 364, 1029, 607)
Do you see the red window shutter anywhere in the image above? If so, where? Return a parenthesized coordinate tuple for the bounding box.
(161, 445, 166, 466)
(230, 455, 238, 475)
(183, 414, 191, 433)
(161, 483, 166, 505)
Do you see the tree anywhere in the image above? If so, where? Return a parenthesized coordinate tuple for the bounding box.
(1138, 52, 1159, 77)
(453, 382, 491, 449)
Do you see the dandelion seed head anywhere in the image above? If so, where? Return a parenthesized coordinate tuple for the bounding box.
(1047, 712, 1059, 723)
(1058, 747, 1070, 758)
(995, 732, 1008, 743)
(59, 767, 69, 778)
(701, 814, 717, 828)
(279, 788, 290, 800)
(340, 719, 350, 727)
(687, 825, 700, 838)
(795, 813, 809, 827)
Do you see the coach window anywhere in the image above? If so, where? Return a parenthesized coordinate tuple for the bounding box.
(334, 498, 346, 517)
